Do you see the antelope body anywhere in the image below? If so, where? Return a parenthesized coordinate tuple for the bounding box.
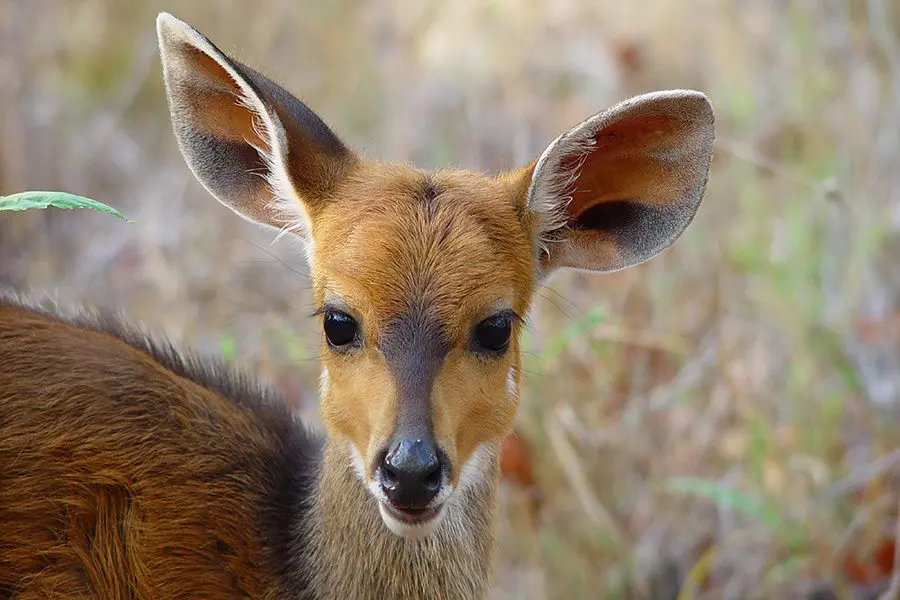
(0, 13, 715, 600)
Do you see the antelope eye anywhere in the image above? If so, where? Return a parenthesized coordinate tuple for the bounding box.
(323, 311, 358, 348)
(473, 314, 512, 354)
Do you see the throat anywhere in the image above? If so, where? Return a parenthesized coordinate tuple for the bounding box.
(305, 440, 499, 600)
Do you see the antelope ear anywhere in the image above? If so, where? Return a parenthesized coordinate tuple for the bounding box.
(156, 12, 357, 237)
(517, 90, 715, 276)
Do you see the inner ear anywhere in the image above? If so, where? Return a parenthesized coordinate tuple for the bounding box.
(575, 201, 645, 232)
(560, 113, 694, 226)
(157, 13, 357, 235)
(177, 49, 267, 149)
(548, 115, 696, 269)
(522, 90, 715, 274)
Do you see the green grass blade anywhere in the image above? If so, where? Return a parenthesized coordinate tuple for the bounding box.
(0, 191, 133, 223)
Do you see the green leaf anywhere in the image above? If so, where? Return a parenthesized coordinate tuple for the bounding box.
(0, 191, 133, 223)
(665, 476, 786, 531)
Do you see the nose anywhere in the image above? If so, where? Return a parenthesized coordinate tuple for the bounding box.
(377, 438, 444, 510)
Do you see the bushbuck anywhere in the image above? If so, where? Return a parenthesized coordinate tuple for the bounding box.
(0, 12, 715, 600)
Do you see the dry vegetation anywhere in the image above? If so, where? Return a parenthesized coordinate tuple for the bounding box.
(3, 0, 900, 598)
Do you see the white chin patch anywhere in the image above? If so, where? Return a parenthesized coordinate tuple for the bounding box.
(349, 443, 447, 540)
(378, 502, 447, 540)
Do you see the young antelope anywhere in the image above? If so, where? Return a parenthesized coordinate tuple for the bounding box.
(0, 13, 715, 599)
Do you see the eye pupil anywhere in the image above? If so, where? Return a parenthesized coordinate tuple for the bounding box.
(323, 311, 358, 348)
(475, 315, 512, 353)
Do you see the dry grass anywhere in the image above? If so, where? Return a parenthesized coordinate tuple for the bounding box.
(3, 0, 900, 598)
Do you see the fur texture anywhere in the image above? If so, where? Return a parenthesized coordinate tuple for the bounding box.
(0, 291, 319, 599)
(300, 441, 499, 600)
(0, 11, 715, 600)
(0, 292, 500, 599)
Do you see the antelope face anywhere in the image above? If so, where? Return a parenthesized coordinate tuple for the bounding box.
(309, 165, 534, 537)
(157, 12, 715, 539)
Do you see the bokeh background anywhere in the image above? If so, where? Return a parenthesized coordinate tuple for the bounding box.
(3, 1, 900, 598)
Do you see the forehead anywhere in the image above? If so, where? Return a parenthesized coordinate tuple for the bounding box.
(310, 163, 534, 333)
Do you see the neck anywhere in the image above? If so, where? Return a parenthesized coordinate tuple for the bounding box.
(300, 439, 500, 600)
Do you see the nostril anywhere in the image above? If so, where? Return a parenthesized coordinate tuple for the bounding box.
(423, 464, 441, 492)
(380, 465, 398, 490)
(378, 450, 398, 490)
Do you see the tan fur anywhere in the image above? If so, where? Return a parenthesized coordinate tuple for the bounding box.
(0, 12, 715, 600)
(310, 163, 534, 478)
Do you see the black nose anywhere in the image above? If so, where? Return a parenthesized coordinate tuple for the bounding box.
(378, 438, 444, 510)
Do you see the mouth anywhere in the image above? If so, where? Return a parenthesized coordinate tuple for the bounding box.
(382, 501, 442, 525)
(377, 499, 448, 539)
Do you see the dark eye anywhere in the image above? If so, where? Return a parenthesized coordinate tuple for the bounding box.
(473, 314, 512, 354)
(323, 311, 358, 348)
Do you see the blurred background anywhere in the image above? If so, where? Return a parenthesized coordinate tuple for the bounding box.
(2, 0, 900, 598)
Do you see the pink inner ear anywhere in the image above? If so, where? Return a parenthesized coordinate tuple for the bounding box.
(561, 114, 691, 223)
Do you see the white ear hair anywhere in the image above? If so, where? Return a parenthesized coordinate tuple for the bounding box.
(156, 12, 357, 244)
(527, 127, 596, 255)
(156, 13, 296, 233)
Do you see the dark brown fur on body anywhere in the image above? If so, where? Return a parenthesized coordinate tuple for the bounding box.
(0, 292, 320, 599)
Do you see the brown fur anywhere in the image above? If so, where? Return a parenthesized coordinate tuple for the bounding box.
(0, 295, 314, 599)
(0, 12, 715, 600)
